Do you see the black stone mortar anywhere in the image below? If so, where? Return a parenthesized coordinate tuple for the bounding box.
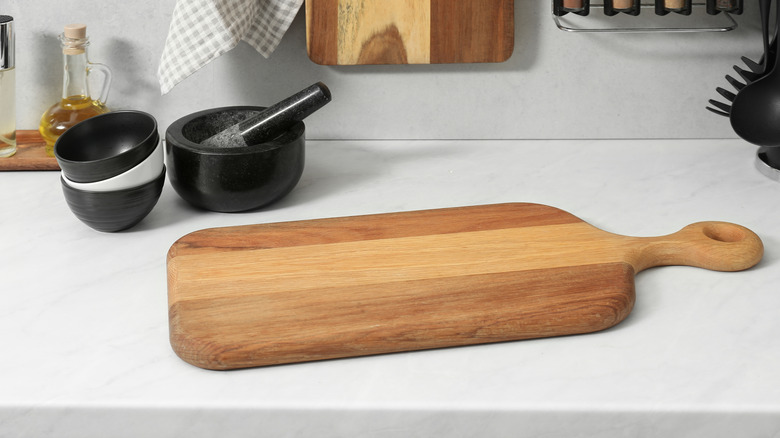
(165, 106, 305, 213)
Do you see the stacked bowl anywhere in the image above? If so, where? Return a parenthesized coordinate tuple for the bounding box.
(54, 111, 165, 232)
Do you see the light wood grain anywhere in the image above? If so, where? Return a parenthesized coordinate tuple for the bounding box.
(337, 0, 430, 65)
(167, 203, 763, 370)
(0, 130, 59, 171)
(306, 0, 514, 65)
(170, 264, 636, 369)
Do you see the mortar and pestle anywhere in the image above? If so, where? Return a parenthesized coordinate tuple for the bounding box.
(165, 82, 331, 212)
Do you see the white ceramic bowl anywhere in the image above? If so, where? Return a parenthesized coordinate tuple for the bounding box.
(62, 139, 163, 192)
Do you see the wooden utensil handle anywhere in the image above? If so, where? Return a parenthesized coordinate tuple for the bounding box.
(629, 222, 763, 272)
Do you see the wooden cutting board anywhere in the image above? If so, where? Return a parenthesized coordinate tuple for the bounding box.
(167, 203, 763, 370)
(0, 130, 60, 171)
(305, 0, 514, 65)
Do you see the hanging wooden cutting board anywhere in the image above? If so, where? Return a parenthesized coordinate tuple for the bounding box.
(167, 203, 763, 370)
(305, 0, 514, 65)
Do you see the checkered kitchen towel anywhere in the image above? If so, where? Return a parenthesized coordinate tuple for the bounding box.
(158, 0, 304, 95)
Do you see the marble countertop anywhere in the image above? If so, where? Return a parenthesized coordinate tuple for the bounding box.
(1, 139, 779, 437)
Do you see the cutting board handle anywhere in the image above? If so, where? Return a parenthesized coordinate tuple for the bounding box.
(629, 221, 763, 272)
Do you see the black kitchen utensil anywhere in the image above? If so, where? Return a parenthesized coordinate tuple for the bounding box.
(707, 0, 773, 117)
(199, 82, 331, 149)
(729, 1, 780, 147)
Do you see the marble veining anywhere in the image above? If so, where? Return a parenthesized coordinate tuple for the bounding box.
(1, 139, 779, 437)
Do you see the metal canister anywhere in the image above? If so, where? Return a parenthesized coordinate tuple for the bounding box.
(0, 15, 16, 157)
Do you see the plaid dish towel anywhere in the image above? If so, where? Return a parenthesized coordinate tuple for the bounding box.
(158, 0, 303, 94)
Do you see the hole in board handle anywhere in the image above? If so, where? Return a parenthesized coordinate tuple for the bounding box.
(702, 223, 746, 243)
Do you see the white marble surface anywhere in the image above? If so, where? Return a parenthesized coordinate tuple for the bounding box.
(1, 139, 779, 437)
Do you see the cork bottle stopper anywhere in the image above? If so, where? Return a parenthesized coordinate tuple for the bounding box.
(63, 24, 87, 55)
(64, 24, 87, 39)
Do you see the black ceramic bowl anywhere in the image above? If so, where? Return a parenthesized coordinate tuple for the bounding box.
(61, 166, 166, 232)
(54, 110, 159, 183)
(165, 106, 305, 213)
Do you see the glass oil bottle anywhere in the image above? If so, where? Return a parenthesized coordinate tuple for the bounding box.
(0, 15, 15, 158)
(39, 24, 112, 156)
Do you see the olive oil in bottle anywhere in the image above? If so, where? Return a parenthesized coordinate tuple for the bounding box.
(39, 24, 112, 156)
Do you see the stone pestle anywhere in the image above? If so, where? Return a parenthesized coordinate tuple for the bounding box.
(200, 82, 331, 148)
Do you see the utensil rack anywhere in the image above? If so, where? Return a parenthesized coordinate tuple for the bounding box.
(552, 1, 739, 33)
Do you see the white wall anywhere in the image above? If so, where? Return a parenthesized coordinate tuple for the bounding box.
(4, 0, 763, 140)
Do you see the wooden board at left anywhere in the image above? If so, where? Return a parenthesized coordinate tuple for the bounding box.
(0, 130, 59, 171)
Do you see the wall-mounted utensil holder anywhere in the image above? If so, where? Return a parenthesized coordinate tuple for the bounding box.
(706, 0, 743, 15)
(554, 0, 742, 16)
(553, 1, 740, 32)
(656, 0, 693, 16)
(605, 0, 642, 16)
(555, 0, 591, 16)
